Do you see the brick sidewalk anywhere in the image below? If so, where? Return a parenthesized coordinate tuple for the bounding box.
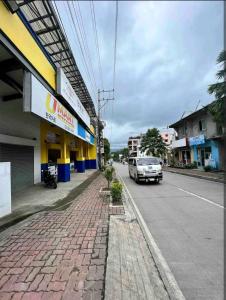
(0, 175, 124, 300)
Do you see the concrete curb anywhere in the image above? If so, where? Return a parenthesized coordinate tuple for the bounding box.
(164, 169, 224, 184)
(118, 174, 186, 300)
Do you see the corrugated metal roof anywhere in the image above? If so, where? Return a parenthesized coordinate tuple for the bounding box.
(15, 0, 96, 119)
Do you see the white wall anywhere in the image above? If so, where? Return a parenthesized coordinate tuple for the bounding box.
(0, 162, 11, 217)
(0, 98, 41, 183)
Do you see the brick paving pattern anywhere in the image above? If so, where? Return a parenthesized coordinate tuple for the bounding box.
(0, 175, 124, 300)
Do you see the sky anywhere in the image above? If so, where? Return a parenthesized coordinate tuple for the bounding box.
(55, 1, 223, 150)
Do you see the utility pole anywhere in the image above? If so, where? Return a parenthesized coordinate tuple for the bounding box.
(97, 89, 114, 170)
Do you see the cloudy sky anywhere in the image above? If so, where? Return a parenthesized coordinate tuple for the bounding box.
(55, 1, 223, 150)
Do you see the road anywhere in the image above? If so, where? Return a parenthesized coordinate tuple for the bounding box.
(115, 162, 224, 300)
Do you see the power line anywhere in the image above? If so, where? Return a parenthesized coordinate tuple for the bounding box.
(90, 0, 104, 91)
(72, 1, 98, 93)
(65, 1, 97, 100)
(53, 1, 97, 103)
(113, 0, 118, 91)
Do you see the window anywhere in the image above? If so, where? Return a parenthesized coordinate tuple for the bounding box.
(165, 139, 168, 143)
(217, 124, 223, 135)
(129, 159, 133, 165)
(165, 134, 168, 137)
(199, 120, 206, 132)
(137, 158, 159, 166)
(205, 147, 211, 159)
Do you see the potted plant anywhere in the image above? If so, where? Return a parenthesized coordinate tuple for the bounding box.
(99, 166, 115, 199)
(111, 180, 123, 204)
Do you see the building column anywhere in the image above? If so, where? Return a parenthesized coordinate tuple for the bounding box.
(88, 141, 97, 169)
(57, 133, 70, 182)
(77, 140, 86, 173)
(40, 122, 48, 181)
(211, 140, 220, 169)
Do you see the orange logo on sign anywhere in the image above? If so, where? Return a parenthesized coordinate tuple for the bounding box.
(45, 93, 74, 127)
(46, 93, 57, 114)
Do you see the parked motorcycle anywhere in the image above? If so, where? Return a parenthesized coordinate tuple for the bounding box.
(42, 170, 57, 189)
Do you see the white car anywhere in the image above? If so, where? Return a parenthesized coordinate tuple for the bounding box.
(128, 156, 163, 183)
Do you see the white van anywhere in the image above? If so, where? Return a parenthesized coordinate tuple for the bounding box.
(128, 156, 163, 183)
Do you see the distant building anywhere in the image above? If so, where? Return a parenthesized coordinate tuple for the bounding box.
(128, 135, 144, 157)
(160, 129, 177, 164)
(169, 101, 224, 170)
(160, 129, 176, 147)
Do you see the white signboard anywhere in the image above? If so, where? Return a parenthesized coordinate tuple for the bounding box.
(172, 138, 187, 148)
(31, 75, 78, 136)
(0, 162, 11, 218)
(57, 68, 90, 128)
(85, 131, 90, 142)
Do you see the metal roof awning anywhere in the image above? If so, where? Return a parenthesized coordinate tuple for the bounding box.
(15, 0, 96, 119)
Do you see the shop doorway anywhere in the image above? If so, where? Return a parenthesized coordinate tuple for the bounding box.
(198, 147, 211, 167)
(200, 149, 205, 166)
(182, 150, 191, 165)
(0, 143, 34, 194)
(70, 151, 77, 172)
(48, 149, 61, 163)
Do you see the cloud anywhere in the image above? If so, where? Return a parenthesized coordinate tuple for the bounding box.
(57, 1, 223, 149)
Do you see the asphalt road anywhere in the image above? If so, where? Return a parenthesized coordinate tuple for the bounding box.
(115, 162, 224, 300)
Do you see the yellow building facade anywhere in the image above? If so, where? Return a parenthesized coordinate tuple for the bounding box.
(0, 1, 97, 186)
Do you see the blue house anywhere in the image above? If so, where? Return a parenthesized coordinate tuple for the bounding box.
(170, 102, 224, 170)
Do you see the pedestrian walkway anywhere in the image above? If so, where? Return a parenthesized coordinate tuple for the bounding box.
(0, 172, 173, 300)
(105, 191, 170, 300)
(0, 175, 123, 300)
(13, 170, 97, 211)
(164, 166, 224, 183)
(0, 170, 97, 232)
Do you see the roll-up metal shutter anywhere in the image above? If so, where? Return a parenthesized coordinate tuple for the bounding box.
(0, 143, 34, 193)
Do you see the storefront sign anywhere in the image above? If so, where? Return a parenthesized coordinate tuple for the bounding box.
(30, 75, 78, 136)
(46, 132, 60, 144)
(189, 134, 205, 146)
(85, 131, 90, 143)
(172, 138, 187, 148)
(70, 140, 76, 148)
(24, 73, 94, 145)
(57, 68, 90, 128)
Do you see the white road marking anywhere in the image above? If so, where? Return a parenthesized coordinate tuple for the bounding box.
(177, 187, 224, 209)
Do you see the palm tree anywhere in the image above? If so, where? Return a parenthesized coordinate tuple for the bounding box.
(208, 50, 226, 128)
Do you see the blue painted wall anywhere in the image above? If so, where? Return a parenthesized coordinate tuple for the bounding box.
(78, 123, 95, 144)
(192, 140, 220, 169)
(90, 135, 95, 144)
(78, 123, 86, 139)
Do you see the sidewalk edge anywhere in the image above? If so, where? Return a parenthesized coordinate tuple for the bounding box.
(164, 169, 224, 183)
(118, 174, 186, 300)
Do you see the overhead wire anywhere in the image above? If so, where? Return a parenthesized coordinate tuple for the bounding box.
(90, 0, 104, 91)
(72, 1, 98, 104)
(52, 0, 87, 100)
(110, 1, 119, 147)
(113, 0, 118, 91)
(65, 1, 97, 101)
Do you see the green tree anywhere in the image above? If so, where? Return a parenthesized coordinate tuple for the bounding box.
(121, 147, 129, 158)
(112, 151, 119, 161)
(104, 138, 110, 163)
(208, 50, 226, 127)
(140, 128, 167, 157)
